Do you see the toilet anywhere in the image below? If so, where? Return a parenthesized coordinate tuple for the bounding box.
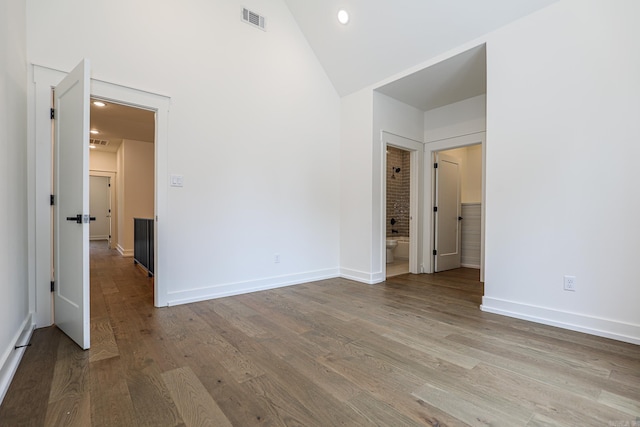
(386, 239, 398, 263)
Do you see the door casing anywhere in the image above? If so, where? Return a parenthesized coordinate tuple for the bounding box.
(30, 64, 171, 328)
(381, 131, 424, 277)
(423, 132, 486, 281)
(90, 171, 117, 249)
(89, 175, 111, 242)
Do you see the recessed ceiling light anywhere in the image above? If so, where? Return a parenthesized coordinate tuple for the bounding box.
(93, 101, 106, 107)
(337, 9, 349, 25)
(90, 129, 99, 134)
(89, 144, 96, 149)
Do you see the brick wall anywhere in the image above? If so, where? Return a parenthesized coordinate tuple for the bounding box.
(386, 147, 410, 237)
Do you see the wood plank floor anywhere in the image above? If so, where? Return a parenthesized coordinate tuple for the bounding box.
(1, 242, 639, 426)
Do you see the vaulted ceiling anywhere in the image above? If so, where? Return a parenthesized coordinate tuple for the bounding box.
(283, 0, 559, 103)
(92, 1, 560, 142)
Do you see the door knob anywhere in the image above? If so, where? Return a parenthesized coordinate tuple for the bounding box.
(66, 214, 82, 224)
(66, 214, 93, 224)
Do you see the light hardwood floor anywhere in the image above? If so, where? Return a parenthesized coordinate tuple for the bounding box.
(1, 242, 639, 426)
(386, 260, 409, 278)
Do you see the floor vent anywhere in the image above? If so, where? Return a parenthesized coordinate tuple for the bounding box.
(242, 7, 266, 31)
(90, 139, 109, 146)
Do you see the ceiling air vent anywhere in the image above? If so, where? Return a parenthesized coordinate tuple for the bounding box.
(242, 7, 266, 31)
(90, 139, 109, 146)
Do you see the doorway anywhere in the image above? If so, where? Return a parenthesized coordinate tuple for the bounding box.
(89, 97, 155, 258)
(386, 146, 411, 277)
(89, 175, 111, 246)
(426, 133, 486, 281)
(32, 64, 171, 332)
(433, 144, 483, 273)
(382, 132, 424, 278)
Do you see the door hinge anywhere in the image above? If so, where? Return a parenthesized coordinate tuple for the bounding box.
(50, 108, 55, 120)
(50, 281, 55, 292)
(433, 249, 437, 256)
(434, 162, 438, 169)
(50, 194, 55, 206)
(433, 206, 438, 212)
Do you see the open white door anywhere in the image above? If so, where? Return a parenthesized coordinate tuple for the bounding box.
(53, 59, 91, 350)
(434, 153, 462, 272)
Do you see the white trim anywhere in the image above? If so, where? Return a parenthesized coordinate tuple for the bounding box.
(30, 64, 171, 327)
(481, 297, 640, 345)
(340, 268, 385, 285)
(424, 132, 485, 280)
(0, 314, 34, 404)
(89, 171, 116, 249)
(116, 244, 134, 257)
(461, 263, 481, 269)
(166, 269, 340, 306)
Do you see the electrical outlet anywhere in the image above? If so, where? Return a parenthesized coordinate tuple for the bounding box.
(563, 275, 576, 291)
(274, 253, 280, 263)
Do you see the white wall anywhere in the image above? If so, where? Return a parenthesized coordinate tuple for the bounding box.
(0, 0, 31, 403)
(424, 94, 486, 143)
(116, 139, 154, 255)
(89, 176, 110, 240)
(464, 145, 482, 203)
(372, 92, 424, 276)
(340, 1, 639, 344)
(374, 93, 425, 142)
(89, 150, 116, 172)
(26, 0, 340, 305)
(116, 141, 124, 253)
(340, 90, 375, 282)
(481, 0, 640, 343)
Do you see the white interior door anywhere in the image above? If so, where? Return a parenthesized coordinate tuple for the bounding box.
(89, 175, 111, 241)
(53, 59, 91, 350)
(434, 153, 462, 272)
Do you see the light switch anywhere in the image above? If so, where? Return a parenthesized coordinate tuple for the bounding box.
(170, 174, 184, 187)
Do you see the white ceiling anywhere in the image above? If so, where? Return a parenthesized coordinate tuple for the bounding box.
(376, 44, 486, 112)
(283, 0, 559, 101)
(89, 1, 559, 141)
(90, 100, 154, 152)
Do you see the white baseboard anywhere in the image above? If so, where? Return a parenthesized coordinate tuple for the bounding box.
(116, 244, 133, 257)
(90, 235, 109, 241)
(481, 297, 640, 345)
(0, 313, 34, 404)
(165, 268, 340, 306)
(461, 263, 480, 269)
(340, 268, 385, 285)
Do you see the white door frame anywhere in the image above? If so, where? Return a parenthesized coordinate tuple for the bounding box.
(29, 64, 171, 328)
(381, 131, 424, 276)
(423, 132, 486, 281)
(89, 171, 116, 248)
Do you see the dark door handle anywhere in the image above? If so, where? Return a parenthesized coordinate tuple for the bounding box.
(66, 214, 82, 224)
(458, 216, 463, 221)
(66, 214, 93, 224)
